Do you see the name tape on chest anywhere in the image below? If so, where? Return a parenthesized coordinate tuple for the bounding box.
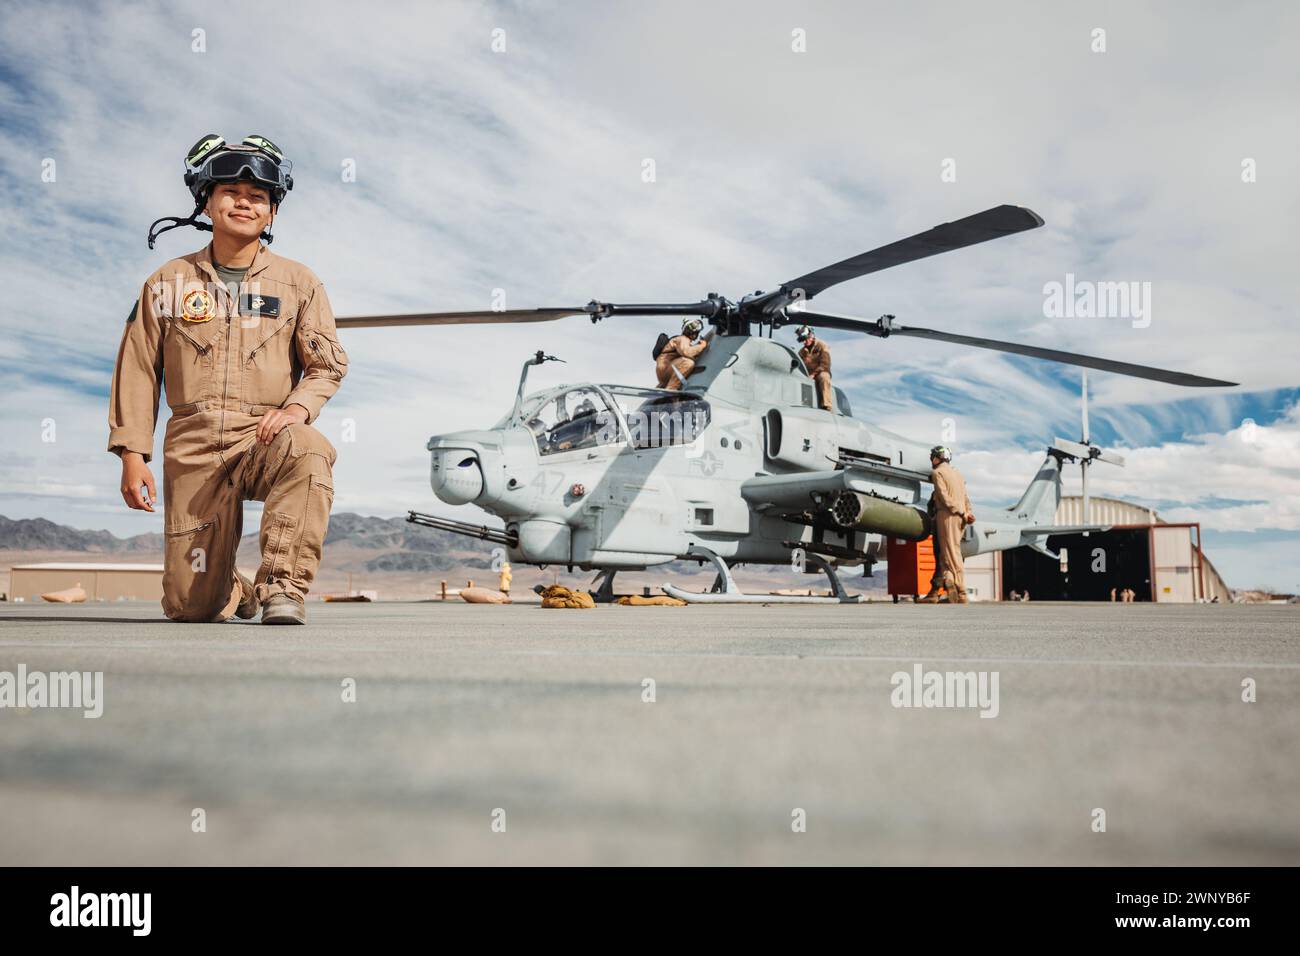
(239, 293, 281, 318)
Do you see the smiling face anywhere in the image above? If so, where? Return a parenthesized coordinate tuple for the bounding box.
(204, 180, 275, 241)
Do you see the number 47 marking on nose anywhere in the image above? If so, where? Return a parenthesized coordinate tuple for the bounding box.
(529, 470, 569, 496)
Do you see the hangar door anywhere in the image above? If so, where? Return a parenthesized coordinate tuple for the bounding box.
(1152, 525, 1196, 603)
(1001, 529, 1152, 601)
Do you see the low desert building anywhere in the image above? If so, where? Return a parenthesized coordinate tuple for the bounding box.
(8, 563, 164, 602)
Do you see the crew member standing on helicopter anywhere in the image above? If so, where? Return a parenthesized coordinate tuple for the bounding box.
(655, 318, 709, 390)
(928, 445, 975, 604)
(795, 325, 834, 411)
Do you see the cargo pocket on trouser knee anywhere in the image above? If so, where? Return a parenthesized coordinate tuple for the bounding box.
(162, 514, 227, 621)
(291, 474, 334, 591)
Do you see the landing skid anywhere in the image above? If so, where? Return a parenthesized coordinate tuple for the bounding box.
(662, 546, 861, 605)
(588, 570, 618, 604)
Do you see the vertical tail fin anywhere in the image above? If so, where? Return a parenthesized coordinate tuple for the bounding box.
(966, 452, 1094, 560)
(1007, 453, 1063, 526)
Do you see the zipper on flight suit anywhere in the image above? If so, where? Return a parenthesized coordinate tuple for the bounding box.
(247, 316, 292, 363)
(308, 336, 343, 376)
(172, 322, 211, 356)
(217, 291, 236, 488)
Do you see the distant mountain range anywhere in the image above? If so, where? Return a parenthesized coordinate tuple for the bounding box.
(318, 513, 496, 572)
(0, 515, 165, 553)
(0, 512, 492, 573)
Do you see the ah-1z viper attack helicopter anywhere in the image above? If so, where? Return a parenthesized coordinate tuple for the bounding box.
(337, 205, 1235, 603)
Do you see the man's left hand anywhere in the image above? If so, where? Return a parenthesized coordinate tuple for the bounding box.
(257, 404, 309, 445)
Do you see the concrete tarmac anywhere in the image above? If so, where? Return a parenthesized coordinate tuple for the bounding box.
(0, 600, 1297, 865)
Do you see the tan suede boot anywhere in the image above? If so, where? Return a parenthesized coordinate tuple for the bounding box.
(262, 593, 306, 625)
(232, 572, 260, 620)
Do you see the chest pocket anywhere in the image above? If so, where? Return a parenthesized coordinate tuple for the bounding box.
(161, 318, 217, 406)
(244, 313, 297, 402)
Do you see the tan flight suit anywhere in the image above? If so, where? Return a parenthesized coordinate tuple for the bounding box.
(799, 338, 833, 410)
(108, 242, 347, 622)
(926, 493, 945, 598)
(655, 334, 708, 389)
(930, 461, 972, 602)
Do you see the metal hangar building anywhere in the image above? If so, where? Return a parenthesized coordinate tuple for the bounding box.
(963, 495, 1231, 603)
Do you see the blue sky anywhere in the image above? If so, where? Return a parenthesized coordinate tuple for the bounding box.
(1, 0, 1298, 589)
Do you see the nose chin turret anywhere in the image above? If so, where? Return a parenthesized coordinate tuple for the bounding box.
(431, 449, 484, 505)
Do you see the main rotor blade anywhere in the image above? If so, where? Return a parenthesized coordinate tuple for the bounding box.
(797, 311, 1237, 388)
(336, 299, 724, 329)
(335, 308, 589, 329)
(783, 205, 1044, 300)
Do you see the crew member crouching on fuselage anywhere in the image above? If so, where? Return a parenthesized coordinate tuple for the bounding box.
(655, 318, 709, 390)
(796, 325, 833, 411)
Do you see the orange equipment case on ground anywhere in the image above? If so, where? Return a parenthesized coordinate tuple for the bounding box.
(886, 536, 940, 602)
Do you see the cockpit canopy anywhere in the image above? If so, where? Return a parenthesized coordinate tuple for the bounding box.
(499, 384, 711, 456)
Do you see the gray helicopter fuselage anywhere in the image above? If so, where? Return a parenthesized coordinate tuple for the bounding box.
(427, 335, 937, 570)
(353, 201, 1221, 576)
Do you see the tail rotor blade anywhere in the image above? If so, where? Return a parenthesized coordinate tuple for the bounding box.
(1095, 449, 1126, 467)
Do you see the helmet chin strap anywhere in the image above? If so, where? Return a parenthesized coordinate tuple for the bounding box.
(147, 199, 275, 248)
(147, 198, 212, 249)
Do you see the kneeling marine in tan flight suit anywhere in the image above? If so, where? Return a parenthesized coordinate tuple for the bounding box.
(655, 318, 710, 389)
(795, 325, 834, 411)
(110, 134, 347, 624)
(926, 445, 976, 604)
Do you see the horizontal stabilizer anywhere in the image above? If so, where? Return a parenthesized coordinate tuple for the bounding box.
(1020, 523, 1112, 536)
